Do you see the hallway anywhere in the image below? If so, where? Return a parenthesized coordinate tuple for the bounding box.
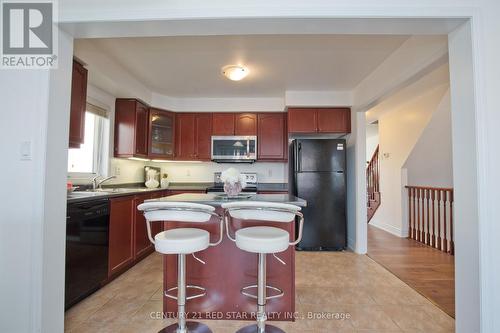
(367, 225, 455, 317)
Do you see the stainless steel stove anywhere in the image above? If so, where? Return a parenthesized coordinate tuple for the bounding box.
(206, 172, 258, 194)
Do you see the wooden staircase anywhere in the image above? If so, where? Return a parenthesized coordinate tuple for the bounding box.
(367, 145, 381, 222)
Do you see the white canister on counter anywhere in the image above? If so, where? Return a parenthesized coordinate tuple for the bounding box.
(160, 174, 170, 188)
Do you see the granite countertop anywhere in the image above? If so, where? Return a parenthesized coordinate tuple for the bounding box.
(67, 182, 289, 204)
(147, 192, 306, 207)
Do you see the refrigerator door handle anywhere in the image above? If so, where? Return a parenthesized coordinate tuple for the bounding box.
(297, 142, 302, 172)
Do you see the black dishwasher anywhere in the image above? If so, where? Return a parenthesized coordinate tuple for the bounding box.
(65, 198, 109, 309)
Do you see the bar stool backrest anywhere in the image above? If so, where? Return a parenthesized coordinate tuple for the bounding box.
(138, 201, 216, 223)
(222, 201, 301, 222)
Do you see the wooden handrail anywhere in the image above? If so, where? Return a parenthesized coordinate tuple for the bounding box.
(405, 185, 453, 191)
(406, 185, 454, 255)
(366, 145, 380, 222)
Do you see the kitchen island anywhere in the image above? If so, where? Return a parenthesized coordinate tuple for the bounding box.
(146, 193, 306, 321)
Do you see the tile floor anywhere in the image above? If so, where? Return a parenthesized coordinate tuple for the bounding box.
(65, 251, 455, 333)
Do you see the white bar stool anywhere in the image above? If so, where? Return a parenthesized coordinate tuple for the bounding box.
(138, 201, 223, 333)
(222, 202, 304, 333)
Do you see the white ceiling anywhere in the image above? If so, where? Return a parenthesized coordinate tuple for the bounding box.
(75, 35, 409, 98)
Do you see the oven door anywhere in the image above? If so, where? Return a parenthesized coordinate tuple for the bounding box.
(211, 136, 257, 162)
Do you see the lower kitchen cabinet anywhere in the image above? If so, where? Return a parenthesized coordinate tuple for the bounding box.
(108, 190, 195, 279)
(108, 196, 135, 277)
(133, 194, 154, 260)
(149, 191, 168, 236)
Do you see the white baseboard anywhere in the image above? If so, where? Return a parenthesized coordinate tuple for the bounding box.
(347, 236, 356, 252)
(369, 221, 406, 237)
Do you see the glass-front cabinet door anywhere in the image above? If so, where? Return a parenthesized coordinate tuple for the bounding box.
(148, 108, 175, 159)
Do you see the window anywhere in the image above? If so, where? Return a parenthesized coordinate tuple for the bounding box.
(68, 103, 109, 175)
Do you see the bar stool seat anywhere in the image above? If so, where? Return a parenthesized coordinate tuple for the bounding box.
(155, 228, 210, 254)
(235, 226, 289, 254)
(223, 201, 304, 333)
(138, 201, 224, 333)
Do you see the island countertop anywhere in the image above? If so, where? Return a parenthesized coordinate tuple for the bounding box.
(146, 192, 305, 322)
(146, 192, 307, 206)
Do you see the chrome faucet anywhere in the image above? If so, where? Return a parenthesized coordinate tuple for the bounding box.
(91, 175, 117, 190)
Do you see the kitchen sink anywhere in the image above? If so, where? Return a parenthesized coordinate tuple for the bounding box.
(94, 188, 152, 193)
(67, 191, 109, 199)
(67, 187, 156, 200)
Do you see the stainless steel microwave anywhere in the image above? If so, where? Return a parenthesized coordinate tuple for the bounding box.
(211, 136, 257, 163)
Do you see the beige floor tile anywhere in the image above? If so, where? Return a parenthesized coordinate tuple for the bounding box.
(420, 302, 455, 331)
(86, 297, 146, 324)
(65, 252, 454, 333)
(344, 305, 400, 331)
(381, 304, 452, 332)
(368, 285, 428, 306)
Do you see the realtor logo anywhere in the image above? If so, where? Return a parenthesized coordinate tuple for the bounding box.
(1, 0, 58, 68)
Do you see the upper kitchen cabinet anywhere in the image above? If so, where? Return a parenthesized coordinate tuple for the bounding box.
(148, 108, 175, 159)
(235, 113, 258, 135)
(195, 113, 213, 160)
(288, 108, 351, 134)
(175, 113, 212, 160)
(287, 108, 317, 133)
(212, 113, 235, 135)
(114, 99, 150, 158)
(316, 108, 351, 133)
(175, 113, 196, 160)
(257, 113, 287, 161)
(68, 60, 88, 148)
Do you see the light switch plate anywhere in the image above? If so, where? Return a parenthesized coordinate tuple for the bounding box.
(20, 141, 32, 160)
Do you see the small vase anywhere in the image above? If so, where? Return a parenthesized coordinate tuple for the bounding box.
(224, 182, 242, 197)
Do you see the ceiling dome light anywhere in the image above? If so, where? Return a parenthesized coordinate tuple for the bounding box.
(222, 65, 249, 81)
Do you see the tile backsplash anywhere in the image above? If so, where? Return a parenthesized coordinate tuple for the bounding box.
(110, 159, 288, 184)
(152, 161, 287, 183)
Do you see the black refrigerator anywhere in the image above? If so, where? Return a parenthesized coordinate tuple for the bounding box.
(289, 139, 347, 250)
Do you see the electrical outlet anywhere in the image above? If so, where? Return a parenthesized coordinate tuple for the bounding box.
(186, 169, 191, 177)
(114, 166, 121, 176)
(268, 169, 272, 177)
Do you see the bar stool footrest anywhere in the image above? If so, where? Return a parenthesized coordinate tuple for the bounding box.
(235, 324, 286, 333)
(240, 284, 284, 300)
(159, 321, 213, 333)
(164, 285, 206, 301)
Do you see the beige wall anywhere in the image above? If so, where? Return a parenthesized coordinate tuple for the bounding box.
(369, 84, 448, 236)
(404, 89, 453, 187)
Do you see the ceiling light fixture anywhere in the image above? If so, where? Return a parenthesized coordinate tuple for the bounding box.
(222, 65, 249, 81)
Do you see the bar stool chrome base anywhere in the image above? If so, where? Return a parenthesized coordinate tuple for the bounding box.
(235, 324, 285, 333)
(159, 321, 213, 333)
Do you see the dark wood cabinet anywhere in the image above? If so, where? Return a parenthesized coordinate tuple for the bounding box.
(175, 113, 212, 160)
(114, 99, 150, 158)
(316, 108, 351, 133)
(287, 108, 317, 133)
(175, 113, 196, 159)
(212, 113, 235, 135)
(148, 108, 175, 159)
(108, 196, 134, 276)
(195, 113, 212, 160)
(235, 113, 258, 135)
(69, 60, 88, 148)
(135, 103, 149, 156)
(258, 113, 287, 161)
(288, 108, 351, 134)
(149, 191, 168, 237)
(133, 194, 153, 260)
